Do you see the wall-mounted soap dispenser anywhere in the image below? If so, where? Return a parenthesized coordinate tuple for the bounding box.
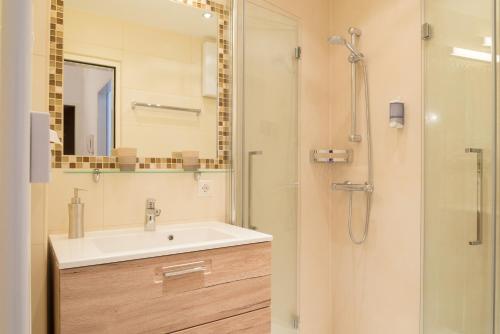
(389, 100, 405, 129)
(68, 188, 86, 239)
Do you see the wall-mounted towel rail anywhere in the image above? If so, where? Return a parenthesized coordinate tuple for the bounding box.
(131, 102, 201, 115)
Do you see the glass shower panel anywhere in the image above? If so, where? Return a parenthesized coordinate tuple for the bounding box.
(423, 0, 496, 334)
(243, 2, 299, 333)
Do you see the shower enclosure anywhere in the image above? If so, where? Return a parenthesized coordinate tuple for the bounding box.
(422, 0, 498, 333)
(235, 0, 299, 332)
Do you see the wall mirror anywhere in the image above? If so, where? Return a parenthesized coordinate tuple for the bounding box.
(49, 0, 232, 170)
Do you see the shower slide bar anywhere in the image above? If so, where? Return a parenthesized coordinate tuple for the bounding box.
(310, 149, 352, 164)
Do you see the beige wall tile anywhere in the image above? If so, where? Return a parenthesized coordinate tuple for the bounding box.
(329, 0, 422, 333)
(47, 170, 104, 233)
(31, 244, 47, 334)
(65, 8, 124, 50)
(32, 54, 48, 112)
(45, 171, 227, 233)
(101, 173, 227, 229)
(31, 184, 47, 245)
(31, 1, 50, 333)
(33, 0, 49, 57)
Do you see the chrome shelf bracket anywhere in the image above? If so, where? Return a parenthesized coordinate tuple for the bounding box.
(310, 149, 352, 164)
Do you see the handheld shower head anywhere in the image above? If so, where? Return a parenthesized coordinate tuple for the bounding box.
(328, 35, 364, 60)
(328, 35, 346, 45)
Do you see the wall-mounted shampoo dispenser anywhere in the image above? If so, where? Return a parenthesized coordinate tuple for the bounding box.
(389, 101, 405, 129)
(30, 111, 61, 183)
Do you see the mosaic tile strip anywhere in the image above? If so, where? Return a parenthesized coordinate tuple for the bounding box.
(49, 0, 232, 170)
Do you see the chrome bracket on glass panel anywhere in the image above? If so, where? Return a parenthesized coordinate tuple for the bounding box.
(247, 151, 263, 231)
(310, 149, 352, 164)
(465, 148, 483, 246)
(422, 23, 433, 40)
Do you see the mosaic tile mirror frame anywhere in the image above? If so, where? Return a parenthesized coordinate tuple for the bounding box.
(48, 0, 232, 170)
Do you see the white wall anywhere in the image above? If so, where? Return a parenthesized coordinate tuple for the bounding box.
(64, 63, 113, 155)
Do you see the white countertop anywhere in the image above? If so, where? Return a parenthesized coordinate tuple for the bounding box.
(49, 221, 272, 269)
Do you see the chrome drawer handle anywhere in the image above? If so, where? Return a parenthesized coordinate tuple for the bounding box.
(465, 148, 483, 246)
(163, 266, 206, 278)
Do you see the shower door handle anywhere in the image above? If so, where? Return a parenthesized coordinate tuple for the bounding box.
(248, 151, 263, 231)
(465, 148, 483, 246)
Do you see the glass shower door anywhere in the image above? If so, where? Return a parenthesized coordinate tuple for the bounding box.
(243, 1, 299, 333)
(423, 0, 496, 333)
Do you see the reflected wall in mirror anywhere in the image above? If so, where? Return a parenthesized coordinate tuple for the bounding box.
(63, 60, 116, 156)
(49, 0, 232, 169)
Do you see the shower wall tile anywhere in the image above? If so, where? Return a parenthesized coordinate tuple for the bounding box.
(329, 0, 422, 333)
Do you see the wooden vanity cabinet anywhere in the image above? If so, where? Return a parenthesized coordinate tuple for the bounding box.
(51, 242, 272, 334)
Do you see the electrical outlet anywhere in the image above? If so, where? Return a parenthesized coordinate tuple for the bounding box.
(198, 180, 213, 197)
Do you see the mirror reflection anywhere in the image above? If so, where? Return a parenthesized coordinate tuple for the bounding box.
(63, 0, 219, 157)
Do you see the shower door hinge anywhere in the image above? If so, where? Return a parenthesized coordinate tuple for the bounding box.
(292, 315, 300, 329)
(422, 23, 432, 40)
(295, 46, 302, 60)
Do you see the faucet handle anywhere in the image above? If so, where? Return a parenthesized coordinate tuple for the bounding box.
(71, 188, 87, 204)
(155, 209, 162, 217)
(146, 198, 156, 209)
(73, 188, 87, 197)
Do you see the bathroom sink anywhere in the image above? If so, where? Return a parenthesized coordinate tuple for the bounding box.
(92, 227, 234, 254)
(49, 222, 272, 269)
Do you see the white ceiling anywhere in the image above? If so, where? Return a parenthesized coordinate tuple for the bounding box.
(65, 0, 218, 38)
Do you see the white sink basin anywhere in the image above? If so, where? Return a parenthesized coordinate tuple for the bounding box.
(50, 222, 272, 269)
(92, 227, 234, 254)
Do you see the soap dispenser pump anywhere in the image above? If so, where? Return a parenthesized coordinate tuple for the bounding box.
(68, 188, 86, 239)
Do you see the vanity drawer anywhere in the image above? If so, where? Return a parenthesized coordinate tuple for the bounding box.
(172, 307, 271, 334)
(53, 242, 271, 334)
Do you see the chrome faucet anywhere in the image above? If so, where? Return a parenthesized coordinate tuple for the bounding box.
(145, 198, 162, 231)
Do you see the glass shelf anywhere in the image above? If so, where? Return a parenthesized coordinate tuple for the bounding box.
(63, 169, 231, 175)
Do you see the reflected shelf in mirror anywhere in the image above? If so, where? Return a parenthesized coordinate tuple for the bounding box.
(131, 102, 202, 115)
